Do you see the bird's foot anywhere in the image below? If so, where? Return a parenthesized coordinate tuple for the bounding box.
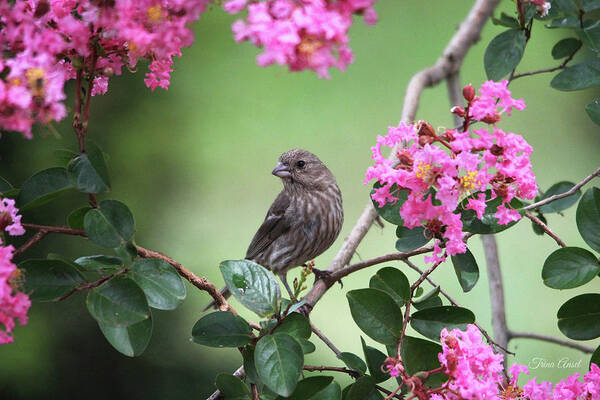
(311, 267, 343, 289)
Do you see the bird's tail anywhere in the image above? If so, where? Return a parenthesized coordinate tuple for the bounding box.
(202, 286, 231, 312)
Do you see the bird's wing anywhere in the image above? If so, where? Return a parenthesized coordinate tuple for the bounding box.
(245, 191, 292, 260)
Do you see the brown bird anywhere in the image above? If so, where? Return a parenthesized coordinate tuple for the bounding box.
(206, 149, 343, 308)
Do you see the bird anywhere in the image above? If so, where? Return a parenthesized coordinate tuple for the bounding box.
(205, 149, 343, 309)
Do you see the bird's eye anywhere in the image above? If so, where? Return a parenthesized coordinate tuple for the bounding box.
(296, 160, 306, 169)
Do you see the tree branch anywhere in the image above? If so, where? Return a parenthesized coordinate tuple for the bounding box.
(523, 166, 600, 211)
(14, 230, 48, 257)
(509, 331, 595, 354)
(206, 366, 245, 400)
(311, 323, 341, 357)
(525, 212, 566, 247)
(510, 43, 581, 82)
(301, 0, 502, 311)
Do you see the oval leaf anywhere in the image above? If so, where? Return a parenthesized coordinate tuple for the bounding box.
(20, 259, 84, 301)
(577, 187, 600, 252)
(401, 336, 445, 387)
(74, 255, 123, 272)
(215, 374, 251, 399)
(539, 181, 581, 214)
(255, 333, 304, 397)
(551, 60, 600, 91)
(67, 141, 110, 194)
(371, 183, 407, 226)
(98, 316, 152, 357)
(461, 191, 523, 234)
(412, 286, 442, 310)
(361, 337, 389, 383)
(451, 248, 480, 292)
(345, 376, 381, 400)
(586, 99, 600, 126)
(395, 226, 430, 252)
(411, 306, 475, 341)
(557, 294, 600, 340)
(17, 167, 73, 210)
(192, 311, 253, 347)
(277, 376, 334, 400)
(274, 312, 311, 340)
(369, 267, 411, 306)
(67, 206, 91, 230)
(84, 200, 135, 248)
(338, 352, 367, 374)
(591, 344, 600, 368)
(220, 259, 280, 317)
(484, 29, 527, 81)
(542, 247, 600, 289)
(86, 276, 149, 327)
(552, 38, 582, 59)
(306, 382, 342, 400)
(130, 258, 186, 310)
(347, 288, 403, 345)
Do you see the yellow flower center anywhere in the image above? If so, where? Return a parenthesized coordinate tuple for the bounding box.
(297, 35, 323, 56)
(459, 170, 479, 191)
(415, 162, 432, 180)
(25, 68, 45, 96)
(147, 5, 163, 23)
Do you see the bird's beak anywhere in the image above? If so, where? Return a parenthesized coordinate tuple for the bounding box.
(272, 162, 291, 178)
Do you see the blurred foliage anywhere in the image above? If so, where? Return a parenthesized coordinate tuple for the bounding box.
(1, 0, 600, 398)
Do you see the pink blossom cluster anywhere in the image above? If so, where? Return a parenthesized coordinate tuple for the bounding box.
(224, 0, 378, 78)
(0, 198, 29, 345)
(528, 0, 551, 17)
(365, 80, 537, 263)
(1, 0, 210, 137)
(431, 325, 600, 400)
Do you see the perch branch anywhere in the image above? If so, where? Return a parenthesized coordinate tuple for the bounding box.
(302, 0, 502, 311)
(311, 323, 341, 357)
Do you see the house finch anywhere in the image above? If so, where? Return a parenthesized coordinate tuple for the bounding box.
(205, 149, 343, 308)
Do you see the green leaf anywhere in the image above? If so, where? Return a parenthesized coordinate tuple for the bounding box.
(220, 259, 280, 317)
(255, 333, 304, 397)
(347, 289, 403, 345)
(338, 352, 367, 374)
(54, 149, 77, 166)
(307, 382, 342, 400)
(411, 306, 475, 341)
(539, 181, 581, 214)
(74, 255, 123, 273)
(532, 213, 548, 236)
(557, 294, 600, 340)
(542, 247, 600, 289)
(461, 191, 523, 234)
(576, 188, 600, 252)
(551, 60, 600, 91)
(274, 312, 311, 340)
(216, 376, 251, 400)
(412, 287, 442, 310)
(578, 21, 600, 53)
(361, 337, 389, 383)
(591, 344, 600, 368)
(129, 258, 186, 310)
(67, 141, 111, 193)
(583, 0, 600, 11)
(371, 184, 407, 226)
(191, 311, 253, 347)
(20, 259, 85, 301)
(84, 200, 135, 248)
(395, 226, 430, 252)
(492, 13, 521, 29)
(0, 176, 13, 193)
(277, 377, 334, 400)
(86, 276, 149, 327)
(216, 374, 251, 400)
(401, 336, 445, 387)
(451, 248, 480, 292)
(17, 167, 73, 210)
(552, 38, 583, 59)
(344, 376, 382, 400)
(298, 338, 316, 354)
(369, 267, 411, 307)
(98, 316, 152, 357)
(547, 16, 581, 29)
(586, 99, 600, 126)
(242, 345, 261, 384)
(67, 206, 91, 230)
(554, 0, 580, 15)
(484, 29, 527, 81)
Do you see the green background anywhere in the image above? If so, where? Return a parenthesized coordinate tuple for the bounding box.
(1, 0, 600, 398)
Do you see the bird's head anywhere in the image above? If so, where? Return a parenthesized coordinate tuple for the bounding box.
(272, 149, 336, 191)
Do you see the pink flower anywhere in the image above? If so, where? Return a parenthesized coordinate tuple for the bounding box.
(508, 362, 529, 386)
(495, 205, 520, 225)
(523, 377, 554, 400)
(0, 198, 25, 237)
(0, 245, 31, 345)
(466, 193, 487, 219)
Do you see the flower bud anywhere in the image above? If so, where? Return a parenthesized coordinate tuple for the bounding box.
(490, 144, 503, 156)
(450, 106, 465, 117)
(481, 113, 501, 124)
(463, 85, 475, 102)
(418, 135, 434, 146)
(0, 212, 12, 231)
(396, 149, 414, 166)
(103, 66, 114, 77)
(416, 120, 435, 137)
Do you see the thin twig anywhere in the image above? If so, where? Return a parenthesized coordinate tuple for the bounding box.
(525, 212, 566, 247)
(410, 257, 445, 292)
(397, 299, 411, 358)
(524, 166, 600, 211)
(206, 366, 245, 400)
(311, 324, 341, 357)
(251, 384, 259, 400)
(57, 267, 128, 301)
(14, 230, 48, 257)
(301, 0, 502, 311)
(22, 223, 86, 236)
(509, 331, 595, 354)
(510, 43, 581, 81)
